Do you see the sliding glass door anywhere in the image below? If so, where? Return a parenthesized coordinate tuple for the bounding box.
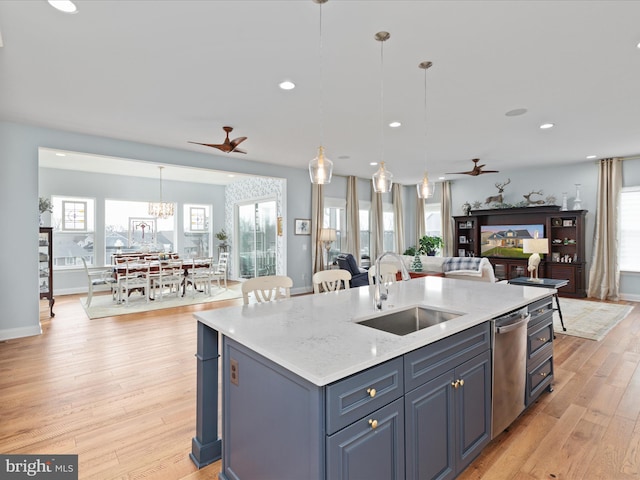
(236, 199, 277, 278)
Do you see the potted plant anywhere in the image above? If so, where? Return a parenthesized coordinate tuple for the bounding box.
(215, 229, 228, 247)
(418, 235, 443, 256)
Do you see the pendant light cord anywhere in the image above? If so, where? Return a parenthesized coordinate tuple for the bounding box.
(380, 37, 384, 166)
(319, 1, 324, 147)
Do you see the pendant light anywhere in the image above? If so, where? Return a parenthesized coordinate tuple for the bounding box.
(148, 166, 174, 218)
(309, 0, 333, 184)
(417, 61, 435, 199)
(372, 31, 393, 193)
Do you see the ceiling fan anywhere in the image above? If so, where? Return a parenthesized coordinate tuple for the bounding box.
(189, 126, 248, 154)
(447, 158, 499, 176)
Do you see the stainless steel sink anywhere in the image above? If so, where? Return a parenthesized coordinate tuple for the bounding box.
(356, 307, 462, 336)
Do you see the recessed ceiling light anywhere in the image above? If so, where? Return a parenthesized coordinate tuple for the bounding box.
(389, 121, 401, 128)
(55, 152, 66, 157)
(637, 42, 640, 49)
(586, 155, 597, 159)
(279, 81, 295, 90)
(438, 176, 445, 180)
(539, 123, 555, 129)
(505, 108, 527, 117)
(227, 174, 235, 178)
(47, 0, 78, 14)
(369, 162, 378, 166)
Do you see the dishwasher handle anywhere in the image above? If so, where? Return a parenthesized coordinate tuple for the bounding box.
(496, 314, 531, 334)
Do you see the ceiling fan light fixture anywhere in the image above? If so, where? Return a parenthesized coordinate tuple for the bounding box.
(309, 146, 333, 184)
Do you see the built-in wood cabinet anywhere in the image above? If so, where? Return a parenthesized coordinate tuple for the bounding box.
(454, 207, 587, 297)
(39, 227, 55, 317)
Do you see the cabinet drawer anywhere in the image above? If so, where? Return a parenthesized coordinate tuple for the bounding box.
(527, 315, 553, 361)
(527, 350, 553, 405)
(528, 297, 553, 323)
(326, 357, 403, 435)
(404, 322, 490, 392)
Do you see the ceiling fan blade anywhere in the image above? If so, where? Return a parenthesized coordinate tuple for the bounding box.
(230, 147, 247, 154)
(478, 170, 499, 174)
(188, 141, 231, 151)
(445, 170, 474, 175)
(230, 136, 247, 147)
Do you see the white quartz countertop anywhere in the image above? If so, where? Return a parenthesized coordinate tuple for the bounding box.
(194, 277, 554, 386)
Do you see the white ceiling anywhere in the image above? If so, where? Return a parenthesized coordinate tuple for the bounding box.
(2, 0, 640, 184)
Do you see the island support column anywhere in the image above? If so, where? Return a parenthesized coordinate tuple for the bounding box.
(190, 321, 222, 468)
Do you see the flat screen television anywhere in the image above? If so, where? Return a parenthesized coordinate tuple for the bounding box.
(480, 224, 544, 258)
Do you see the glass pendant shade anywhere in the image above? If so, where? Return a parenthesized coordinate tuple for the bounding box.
(416, 171, 434, 198)
(309, 146, 333, 184)
(148, 166, 174, 219)
(372, 161, 393, 193)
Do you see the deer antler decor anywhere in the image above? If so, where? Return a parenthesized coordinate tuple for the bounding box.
(485, 178, 511, 205)
(523, 190, 546, 205)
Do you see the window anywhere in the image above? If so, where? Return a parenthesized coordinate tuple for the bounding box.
(324, 198, 345, 264)
(105, 200, 175, 261)
(620, 187, 640, 272)
(382, 202, 395, 252)
(359, 202, 370, 262)
(183, 204, 211, 258)
(425, 202, 442, 237)
(51, 196, 95, 267)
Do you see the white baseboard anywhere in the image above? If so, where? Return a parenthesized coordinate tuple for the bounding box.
(0, 325, 42, 342)
(620, 293, 640, 302)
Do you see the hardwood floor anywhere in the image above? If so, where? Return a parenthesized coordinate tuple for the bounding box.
(0, 294, 637, 479)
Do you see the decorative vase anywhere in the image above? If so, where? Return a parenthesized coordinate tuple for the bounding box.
(462, 202, 471, 216)
(411, 253, 423, 272)
(561, 192, 568, 211)
(572, 184, 582, 210)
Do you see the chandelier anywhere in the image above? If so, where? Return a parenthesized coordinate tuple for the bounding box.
(416, 61, 435, 199)
(148, 166, 174, 218)
(309, 0, 333, 184)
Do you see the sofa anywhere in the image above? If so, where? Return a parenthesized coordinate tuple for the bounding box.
(398, 255, 496, 282)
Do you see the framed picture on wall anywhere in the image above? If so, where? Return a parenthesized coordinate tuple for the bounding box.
(459, 235, 467, 244)
(294, 218, 311, 235)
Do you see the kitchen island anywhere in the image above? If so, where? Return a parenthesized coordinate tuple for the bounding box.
(192, 276, 554, 479)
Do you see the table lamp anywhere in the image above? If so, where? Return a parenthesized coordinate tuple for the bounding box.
(319, 228, 337, 270)
(523, 237, 548, 281)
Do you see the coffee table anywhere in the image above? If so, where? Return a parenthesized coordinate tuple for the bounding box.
(507, 277, 568, 332)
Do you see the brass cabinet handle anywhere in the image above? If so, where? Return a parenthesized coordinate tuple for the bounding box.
(539, 372, 548, 377)
(459, 379, 465, 387)
(538, 337, 548, 342)
(451, 380, 460, 389)
(366, 388, 376, 398)
(368, 419, 378, 429)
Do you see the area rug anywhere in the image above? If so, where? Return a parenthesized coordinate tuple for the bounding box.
(81, 283, 243, 319)
(553, 297, 635, 341)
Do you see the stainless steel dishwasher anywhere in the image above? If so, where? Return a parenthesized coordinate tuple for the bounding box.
(491, 306, 530, 439)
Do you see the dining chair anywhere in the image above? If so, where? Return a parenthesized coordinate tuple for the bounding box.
(116, 260, 151, 305)
(312, 269, 352, 294)
(367, 263, 399, 285)
(151, 259, 184, 301)
(211, 252, 229, 290)
(241, 275, 293, 305)
(185, 257, 214, 297)
(80, 257, 116, 308)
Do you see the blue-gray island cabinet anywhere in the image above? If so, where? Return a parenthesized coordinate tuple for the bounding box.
(191, 277, 554, 479)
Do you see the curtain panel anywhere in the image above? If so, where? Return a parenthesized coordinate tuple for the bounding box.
(345, 176, 360, 260)
(311, 184, 325, 275)
(441, 181, 455, 257)
(588, 158, 622, 300)
(392, 184, 405, 254)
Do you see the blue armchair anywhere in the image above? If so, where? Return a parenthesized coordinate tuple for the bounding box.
(336, 253, 369, 287)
